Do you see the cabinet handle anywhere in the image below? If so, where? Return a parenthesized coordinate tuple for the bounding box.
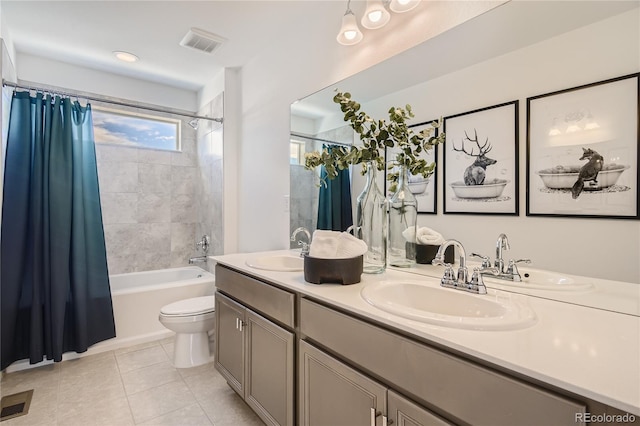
(383, 416, 393, 426)
(239, 319, 244, 331)
(370, 408, 381, 426)
(235, 317, 239, 330)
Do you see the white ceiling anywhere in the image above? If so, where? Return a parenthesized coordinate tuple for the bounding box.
(0, 0, 348, 91)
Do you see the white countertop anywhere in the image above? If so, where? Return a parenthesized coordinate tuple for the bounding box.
(211, 250, 640, 416)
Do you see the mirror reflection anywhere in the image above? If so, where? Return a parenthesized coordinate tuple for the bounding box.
(290, 0, 640, 316)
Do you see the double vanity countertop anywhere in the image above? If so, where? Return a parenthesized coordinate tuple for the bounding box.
(211, 250, 640, 416)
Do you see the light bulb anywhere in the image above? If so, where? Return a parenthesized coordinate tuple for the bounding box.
(337, 10, 363, 45)
(389, 0, 419, 13)
(368, 10, 383, 23)
(344, 30, 357, 40)
(361, 0, 390, 29)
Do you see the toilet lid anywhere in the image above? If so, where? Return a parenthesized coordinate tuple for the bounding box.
(161, 295, 215, 316)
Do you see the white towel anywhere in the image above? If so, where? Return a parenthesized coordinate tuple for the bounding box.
(309, 230, 340, 258)
(335, 232, 368, 258)
(416, 227, 445, 245)
(402, 226, 417, 243)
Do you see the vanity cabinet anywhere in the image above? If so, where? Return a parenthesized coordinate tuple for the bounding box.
(214, 266, 295, 426)
(300, 297, 587, 426)
(299, 339, 450, 426)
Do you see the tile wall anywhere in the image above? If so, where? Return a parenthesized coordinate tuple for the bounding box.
(97, 93, 224, 275)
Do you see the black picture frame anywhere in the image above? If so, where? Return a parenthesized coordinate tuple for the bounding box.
(526, 73, 639, 219)
(443, 101, 519, 215)
(384, 119, 439, 214)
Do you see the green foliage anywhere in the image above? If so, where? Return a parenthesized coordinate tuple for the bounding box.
(304, 91, 444, 190)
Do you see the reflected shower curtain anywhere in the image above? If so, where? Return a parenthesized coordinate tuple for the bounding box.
(317, 146, 353, 231)
(1, 91, 115, 370)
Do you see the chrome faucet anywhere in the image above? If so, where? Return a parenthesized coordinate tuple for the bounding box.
(432, 239, 489, 294)
(291, 227, 311, 257)
(472, 233, 531, 282)
(495, 233, 510, 273)
(190, 234, 211, 264)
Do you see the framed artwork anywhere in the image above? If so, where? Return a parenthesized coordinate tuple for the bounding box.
(526, 73, 639, 219)
(443, 101, 519, 215)
(385, 120, 439, 214)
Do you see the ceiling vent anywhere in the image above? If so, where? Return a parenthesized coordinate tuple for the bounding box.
(180, 28, 226, 54)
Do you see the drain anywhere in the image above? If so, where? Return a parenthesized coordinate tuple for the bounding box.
(0, 389, 33, 422)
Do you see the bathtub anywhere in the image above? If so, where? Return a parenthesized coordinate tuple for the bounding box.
(6, 266, 216, 373)
(108, 266, 216, 347)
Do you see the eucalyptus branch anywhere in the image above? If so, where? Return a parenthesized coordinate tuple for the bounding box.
(303, 91, 445, 190)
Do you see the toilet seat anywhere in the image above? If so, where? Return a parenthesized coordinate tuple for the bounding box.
(160, 295, 215, 317)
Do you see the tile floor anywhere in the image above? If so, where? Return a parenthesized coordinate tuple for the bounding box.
(0, 338, 264, 426)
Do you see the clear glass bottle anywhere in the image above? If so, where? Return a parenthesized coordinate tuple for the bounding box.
(355, 161, 387, 274)
(388, 166, 417, 268)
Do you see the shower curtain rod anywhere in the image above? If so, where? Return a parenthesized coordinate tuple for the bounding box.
(290, 131, 353, 147)
(2, 80, 223, 123)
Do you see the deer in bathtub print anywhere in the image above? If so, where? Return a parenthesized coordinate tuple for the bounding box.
(453, 129, 497, 185)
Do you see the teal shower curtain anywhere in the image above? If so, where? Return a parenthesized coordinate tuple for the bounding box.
(1, 91, 115, 370)
(317, 145, 353, 231)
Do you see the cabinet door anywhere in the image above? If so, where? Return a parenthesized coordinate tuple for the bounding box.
(388, 390, 452, 426)
(215, 292, 246, 396)
(246, 309, 295, 426)
(299, 340, 386, 426)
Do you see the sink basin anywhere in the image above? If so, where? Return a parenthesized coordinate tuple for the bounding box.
(484, 269, 593, 292)
(361, 281, 536, 331)
(245, 255, 304, 272)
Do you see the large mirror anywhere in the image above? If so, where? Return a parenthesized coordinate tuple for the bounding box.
(290, 0, 640, 316)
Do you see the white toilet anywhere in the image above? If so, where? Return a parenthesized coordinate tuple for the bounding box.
(159, 295, 216, 368)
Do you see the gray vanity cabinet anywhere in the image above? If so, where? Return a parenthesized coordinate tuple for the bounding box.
(388, 390, 452, 426)
(299, 340, 387, 426)
(214, 265, 296, 426)
(215, 292, 246, 395)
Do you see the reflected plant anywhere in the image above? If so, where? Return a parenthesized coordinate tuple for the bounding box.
(304, 91, 444, 190)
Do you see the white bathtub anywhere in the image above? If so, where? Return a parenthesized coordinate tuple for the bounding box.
(108, 266, 216, 346)
(6, 266, 216, 373)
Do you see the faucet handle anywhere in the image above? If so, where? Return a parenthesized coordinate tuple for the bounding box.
(506, 259, 530, 282)
(470, 253, 491, 268)
(469, 268, 488, 294)
(441, 264, 456, 286)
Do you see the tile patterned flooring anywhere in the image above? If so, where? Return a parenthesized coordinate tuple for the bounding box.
(0, 338, 264, 426)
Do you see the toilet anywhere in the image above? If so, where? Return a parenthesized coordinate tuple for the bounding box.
(159, 295, 216, 368)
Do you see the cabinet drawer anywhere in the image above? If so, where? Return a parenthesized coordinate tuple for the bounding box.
(300, 298, 586, 426)
(216, 265, 295, 328)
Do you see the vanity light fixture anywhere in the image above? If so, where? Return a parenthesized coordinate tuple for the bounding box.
(337, 0, 364, 46)
(113, 51, 139, 63)
(361, 0, 391, 29)
(389, 0, 420, 13)
(337, 0, 420, 45)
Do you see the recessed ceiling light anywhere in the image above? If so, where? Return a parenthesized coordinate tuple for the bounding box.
(113, 51, 139, 63)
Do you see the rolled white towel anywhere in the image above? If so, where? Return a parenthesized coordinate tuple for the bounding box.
(335, 232, 368, 258)
(309, 230, 340, 258)
(416, 227, 445, 245)
(401, 226, 417, 243)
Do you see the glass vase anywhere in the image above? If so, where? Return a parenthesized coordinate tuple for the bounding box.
(354, 161, 387, 274)
(388, 166, 417, 268)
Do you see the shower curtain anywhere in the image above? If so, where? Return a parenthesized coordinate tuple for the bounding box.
(1, 90, 115, 370)
(317, 145, 353, 231)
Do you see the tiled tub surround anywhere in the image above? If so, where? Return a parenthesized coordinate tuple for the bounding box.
(0, 339, 263, 426)
(213, 250, 640, 417)
(97, 93, 224, 275)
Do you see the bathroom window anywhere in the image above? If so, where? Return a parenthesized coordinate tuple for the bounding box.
(290, 139, 306, 165)
(93, 107, 181, 151)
